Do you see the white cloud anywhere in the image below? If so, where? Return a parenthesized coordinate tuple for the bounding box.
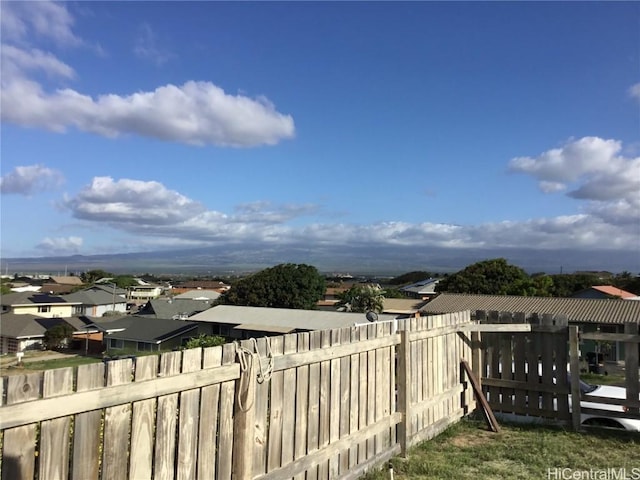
(134, 23, 173, 66)
(36, 236, 83, 255)
(0, 1, 295, 147)
(508, 136, 640, 229)
(0, 164, 65, 195)
(65, 176, 206, 225)
(1, 1, 81, 47)
(59, 173, 639, 256)
(629, 82, 640, 102)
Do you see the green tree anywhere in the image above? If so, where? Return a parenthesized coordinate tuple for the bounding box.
(44, 323, 75, 350)
(435, 258, 532, 295)
(220, 263, 326, 310)
(337, 284, 385, 313)
(81, 269, 112, 284)
(113, 275, 137, 288)
(183, 334, 226, 349)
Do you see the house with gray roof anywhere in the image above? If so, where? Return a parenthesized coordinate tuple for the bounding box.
(189, 305, 398, 339)
(400, 278, 441, 300)
(88, 316, 200, 353)
(137, 298, 213, 320)
(63, 289, 128, 317)
(0, 313, 91, 354)
(1, 292, 81, 318)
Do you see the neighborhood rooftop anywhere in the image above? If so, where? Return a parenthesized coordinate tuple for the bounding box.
(420, 293, 640, 324)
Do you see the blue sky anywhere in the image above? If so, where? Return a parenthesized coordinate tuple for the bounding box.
(1, 1, 639, 272)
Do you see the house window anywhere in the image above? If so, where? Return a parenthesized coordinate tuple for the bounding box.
(38, 306, 51, 313)
(73, 306, 84, 315)
(109, 339, 124, 349)
(137, 342, 153, 352)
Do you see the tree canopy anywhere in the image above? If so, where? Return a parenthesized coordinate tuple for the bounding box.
(435, 258, 534, 295)
(336, 284, 385, 313)
(44, 323, 75, 350)
(220, 263, 326, 310)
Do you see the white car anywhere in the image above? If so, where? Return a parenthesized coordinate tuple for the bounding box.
(578, 378, 640, 432)
(492, 368, 640, 432)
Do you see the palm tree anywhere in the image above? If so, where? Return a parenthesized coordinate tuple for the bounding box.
(336, 284, 385, 313)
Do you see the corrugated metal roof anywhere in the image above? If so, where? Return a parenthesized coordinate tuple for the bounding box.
(420, 293, 640, 324)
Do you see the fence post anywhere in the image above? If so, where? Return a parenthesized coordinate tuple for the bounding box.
(624, 322, 639, 415)
(471, 331, 482, 391)
(232, 343, 256, 480)
(396, 328, 411, 456)
(568, 326, 582, 431)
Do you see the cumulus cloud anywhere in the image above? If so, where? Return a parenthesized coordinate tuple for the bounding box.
(508, 136, 640, 227)
(36, 236, 83, 255)
(0, 1, 295, 147)
(0, 164, 65, 195)
(58, 172, 639, 257)
(65, 176, 207, 225)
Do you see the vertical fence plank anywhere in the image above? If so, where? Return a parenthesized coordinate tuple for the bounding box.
(306, 330, 321, 480)
(339, 327, 352, 475)
(72, 362, 105, 480)
(129, 355, 159, 480)
(197, 346, 223, 480)
(318, 329, 331, 479)
(177, 348, 203, 480)
(348, 326, 360, 469)
(281, 334, 298, 473)
(328, 328, 341, 478)
(357, 325, 368, 465)
(253, 338, 269, 475)
(102, 358, 133, 480)
(154, 351, 182, 480)
(293, 332, 310, 480)
(39, 367, 74, 480)
(218, 343, 237, 480)
(267, 336, 285, 474)
(2, 373, 41, 480)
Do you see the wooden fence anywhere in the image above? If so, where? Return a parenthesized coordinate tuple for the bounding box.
(0, 311, 477, 480)
(476, 311, 640, 430)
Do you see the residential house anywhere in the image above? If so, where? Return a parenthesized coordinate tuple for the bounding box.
(571, 285, 637, 300)
(1, 292, 81, 318)
(62, 289, 128, 317)
(400, 278, 441, 300)
(42, 275, 85, 295)
(89, 316, 200, 353)
(127, 279, 164, 302)
(171, 280, 231, 295)
(316, 286, 350, 310)
(420, 292, 640, 362)
(0, 313, 91, 354)
(382, 298, 428, 315)
(173, 289, 221, 302)
(136, 298, 213, 320)
(189, 305, 398, 340)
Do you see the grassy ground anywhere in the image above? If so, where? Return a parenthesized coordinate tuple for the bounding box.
(0, 355, 102, 376)
(362, 418, 640, 480)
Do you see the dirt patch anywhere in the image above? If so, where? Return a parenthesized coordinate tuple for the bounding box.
(449, 428, 496, 448)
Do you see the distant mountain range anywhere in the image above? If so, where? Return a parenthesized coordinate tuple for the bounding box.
(3, 244, 637, 276)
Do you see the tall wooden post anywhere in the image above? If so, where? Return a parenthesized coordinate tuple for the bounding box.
(624, 322, 639, 416)
(568, 326, 582, 431)
(232, 342, 256, 480)
(396, 328, 411, 456)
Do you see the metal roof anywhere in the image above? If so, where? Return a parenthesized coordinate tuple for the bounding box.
(420, 293, 640, 324)
(189, 305, 398, 331)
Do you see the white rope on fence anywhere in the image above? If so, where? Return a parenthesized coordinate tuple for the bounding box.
(235, 337, 275, 412)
